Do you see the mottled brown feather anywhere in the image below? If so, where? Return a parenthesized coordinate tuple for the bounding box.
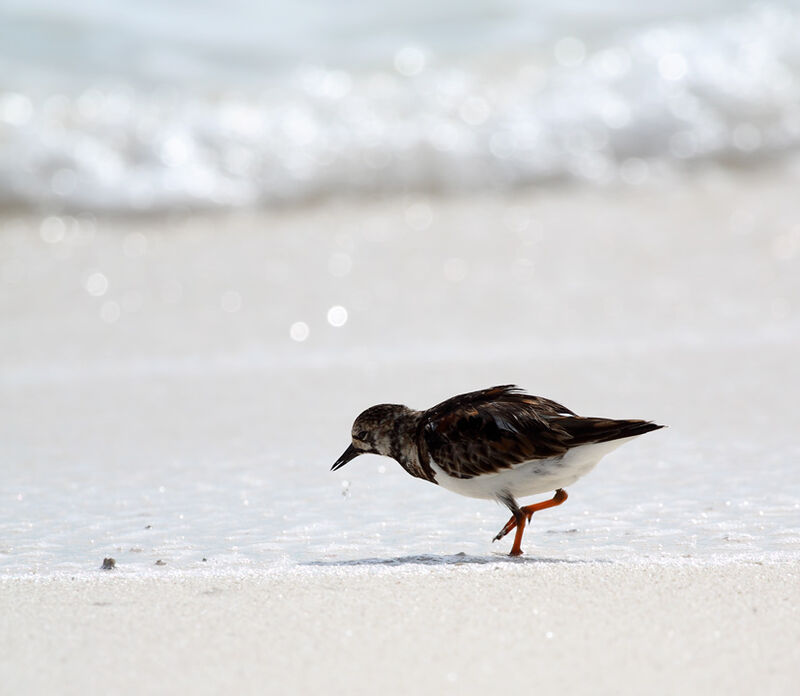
(416, 385, 663, 480)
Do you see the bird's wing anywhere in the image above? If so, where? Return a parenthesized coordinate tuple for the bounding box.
(417, 385, 576, 479)
(418, 385, 663, 480)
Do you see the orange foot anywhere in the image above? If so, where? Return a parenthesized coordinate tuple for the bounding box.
(492, 489, 569, 555)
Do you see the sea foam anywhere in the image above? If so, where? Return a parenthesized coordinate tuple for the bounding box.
(1, 1, 799, 211)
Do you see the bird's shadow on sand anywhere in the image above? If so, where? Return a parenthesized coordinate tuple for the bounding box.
(304, 553, 611, 568)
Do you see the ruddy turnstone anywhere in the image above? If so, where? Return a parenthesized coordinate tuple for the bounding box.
(332, 385, 664, 556)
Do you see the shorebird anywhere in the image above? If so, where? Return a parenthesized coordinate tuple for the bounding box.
(332, 385, 664, 556)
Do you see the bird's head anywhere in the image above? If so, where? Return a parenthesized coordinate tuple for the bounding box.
(331, 404, 414, 471)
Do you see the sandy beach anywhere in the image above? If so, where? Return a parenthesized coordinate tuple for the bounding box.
(2, 167, 800, 694)
(2, 562, 798, 695)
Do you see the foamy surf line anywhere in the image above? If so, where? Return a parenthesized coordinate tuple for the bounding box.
(2, 554, 798, 582)
(1, 3, 800, 211)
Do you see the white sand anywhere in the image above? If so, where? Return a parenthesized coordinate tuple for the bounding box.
(2, 563, 798, 695)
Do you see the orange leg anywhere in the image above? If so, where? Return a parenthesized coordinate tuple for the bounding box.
(494, 489, 569, 556)
(509, 514, 527, 557)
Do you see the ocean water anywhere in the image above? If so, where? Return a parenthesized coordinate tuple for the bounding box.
(2, 0, 800, 210)
(2, 351, 799, 577)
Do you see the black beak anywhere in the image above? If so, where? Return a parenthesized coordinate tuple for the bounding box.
(331, 444, 361, 471)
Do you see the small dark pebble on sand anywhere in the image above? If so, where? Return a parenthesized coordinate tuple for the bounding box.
(101, 558, 116, 570)
(202, 558, 207, 562)
(144, 525, 152, 529)
(155, 559, 166, 566)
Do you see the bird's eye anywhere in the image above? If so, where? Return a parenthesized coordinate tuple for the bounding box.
(356, 430, 368, 441)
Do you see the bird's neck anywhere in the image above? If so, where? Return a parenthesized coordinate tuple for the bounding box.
(381, 409, 430, 481)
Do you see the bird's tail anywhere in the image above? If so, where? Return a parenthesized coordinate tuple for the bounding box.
(553, 417, 665, 447)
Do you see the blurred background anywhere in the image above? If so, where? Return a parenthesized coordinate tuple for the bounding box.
(1, 0, 799, 572)
(2, 0, 800, 209)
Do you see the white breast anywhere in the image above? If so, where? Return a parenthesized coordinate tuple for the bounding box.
(429, 436, 639, 501)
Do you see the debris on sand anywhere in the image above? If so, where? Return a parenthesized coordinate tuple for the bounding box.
(101, 558, 116, 570)
(155, 559, 166, 566)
